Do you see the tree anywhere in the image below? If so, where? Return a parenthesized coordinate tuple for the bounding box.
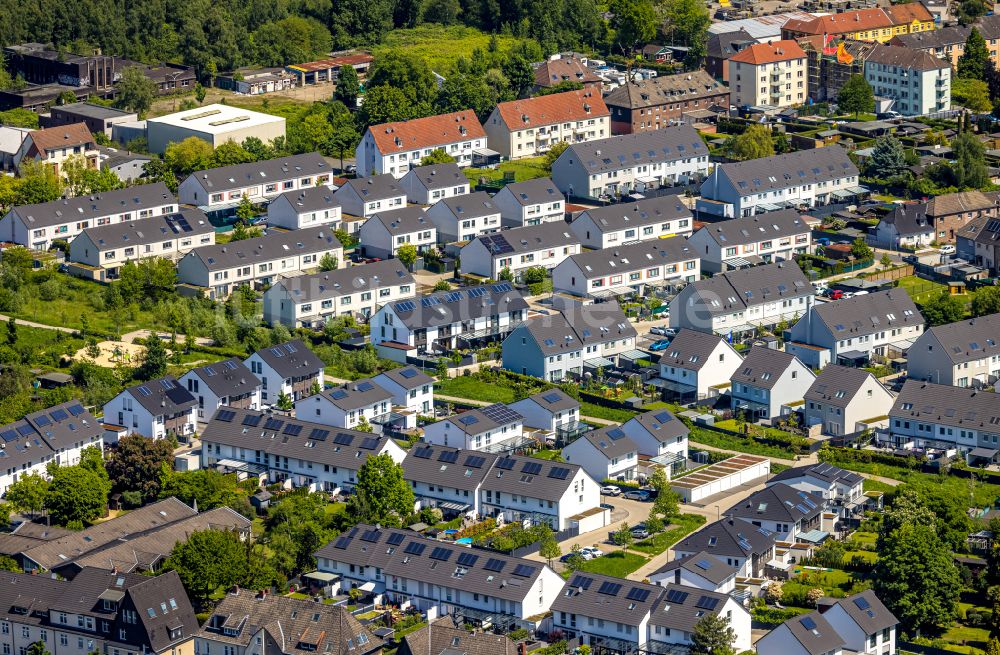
(356, 416, 374, 433)
(46, 463, 111, 525)
(212, 141, 255, 168)
(850, 237, 873, 261)
(357, 85, 415, 127)
(499, 267, 514, 282)
(276, 391, 293, 411)
(423, 0, 461, 24)
(164, 528, 249, 606)
(920, 291, 966, 327)
(351, 452, 414, 527)
(867, 135, 907, 179)
(952, 78, 992, 113)
(433, 280, 452, 292)
(953, 131, 989, 189)
(539, 527, 561, 567)
(137, 335, 169, 381)
(6, 471, 49, 517)
(880, 253, 893, 270)
(613, 522, 634, 552)
(334, 65, 360, 108)
(159, 469, 248, 511)
(724, 124, 776, 162)
(565, 543, 585, 572)
(106, 434, 176, 502)
(366, 52, 437, 106)
(874, 521, 961, 635)
(610, 0, 657, 52)
(420, 148, 456, 166)
(328, 103, 360, 170)
(689, 613, 737, 655)
(194, 82, 207, 105)
(838, 74, 875, 117)
(397, 243, 418, 269)
(653, 488, 680, 519)
(235, 196, 256, 223)
(319, 253, 339, 271)
(662, 0, 711, 68)
(231, 220, 263, 241)
(544, 141, 570, 169)
(6, 317, 15, 346)
(164, 137, 214, 176)
(25, 643, 50, 655)
(973, 286, 1000, 316)
(959, 28, 991, 80)
(987, 637, 1000, 655)
(116, 66, 157, 117)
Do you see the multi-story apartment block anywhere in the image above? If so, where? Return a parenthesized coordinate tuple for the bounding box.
(359, 206, 437, 259)
(176, 226, 343, 300)
(697, 146, 861, 218)
(356, 110, 487, 177)
(0, 401, 102, 495)
(482, 89, 610, 159)
(669, 262, 813, 335)
(263, 259, 415, 328)
(424, 191, 501, 243)
(907, 313, 1000, 387)
(492, 178, 566, 228)
(863, 44, 950, 115)
(890, 14, 1000, 67)
(178, 153, 332, 217)
(398, 162, 469, 205)
(0, 182, 176, 250)
(102, 376, 197, 441)
(569, 195, 693, 249)
(244, 339, 325, 405)
(781, 4, 936, 42)
(68, 209, 213, 281)
(551, 125, 709, 200)
(265, 186, 342, 231)
(728, 40, 808, 109)
(603, 70, 729, 135)
(460, 221, 582, 281)
(688, 210, 813, 274)
(369, 283, 528, 356)
(534, 55, 603, 91)
(200, 407, 406, 491)
(552, 237, 700, 298)
(179, 358, 261, 422)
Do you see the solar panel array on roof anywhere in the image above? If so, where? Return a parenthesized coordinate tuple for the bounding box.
(695, 596, 720, 611)
(570, 575, 594, 590)
(356, 381, 375, 392)
(399, 368, 418, 379)
(430, 546, 452, 561)
(264, 417, 283, 431)
(800, 616, 817, 631)
(361, 529, 381, 543)
(542, 392, 563, 404)
(512, 563, 536, 577)
(333, 433, 354, 446)
(695, 559, 713, 570)
(521, 461, 543, 475)
(216, 409, 235, 422)
(458, 415, 479, 426)
(496, 456, 516, 470)
(438, 450, 459, 464)
(481, 404, 521, 425)
(395, 300, 416, 313)
(67, 403, 84, 417)
(360, 436, 380, 450)
(598, 580, 623, 596)
(404, 541, 426, 556)
(484, 558, 506, 572)
(413, 446, 433, 459)
(309, 428, 329, 441)
(34, 415, 50, 427)
(626, 587, 650, 602)
(456, 552, 479, 567)
(243, 414, 262, 427)
(387, 533, 405, 546)
(548, 466, 571, 480)
(665, 589, 689, 604)
(853, 596, 871, 611)
(330, 389, 349, 400)
(284, 424, 303, 436)
(464, 455, 486, 468)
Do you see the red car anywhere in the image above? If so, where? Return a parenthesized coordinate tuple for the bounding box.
(826, 289, 844, 300)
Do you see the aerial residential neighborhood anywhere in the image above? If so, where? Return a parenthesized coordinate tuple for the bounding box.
(3, 0, 1000, 654)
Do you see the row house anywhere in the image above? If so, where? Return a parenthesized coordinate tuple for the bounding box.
(372, 366, 435, 416)
(552, 237, 700, 299)
(509, 388, 582, 435)
(176, 226, 343, 300)
(648, 552, 739, 593)
(369, 283, 528, 357)
(102, 376, 197, 441)
(492, 178, 566, 228)
(673, 517, 777, 578)
(265, 186, 342, 231)
(569, 194, 693, 250)
(179, 358, 261, 423)
(758, 592, 897, 655)
(313, 524, 564, 625)
(687, 209, 813, 273)
(244, 339, 325, 406)
(781, 4, 936, 42)
(803, 365, 896, 437)
(294, 378, 399, 431)
(906, 313, 1000, 387)
(887, 379, 1000, 459)
(603, 70, 729, 135)
(724, 484, 823, 542)
(502, 303, 637, 382)
(422, 403, 526, 453)
(658, 329, 742, 401)
(767, 462, 866, 519)
(0, 401, 102, 495)
(68, 209, 214, 282)
(0, 182, 176, 250)
(424, 191, 502, 243)
(199, 406, 406, 492)
(551, 125, 709, 200)
(262, 259, 415, 328)
(620, 409, 690, 469)
(697, 146, 861, 218)
(398, 162, 469, 205)
(333, 174, 407, 225)
(178, 153, 332, 216)
(482, 89, 610, 160)
(730, 347, 816, 421)
(890, 14, 1000, 68)
(356, 110, 487, 178)
(562, 425, 641, 482)
(669, 261, 813, 336)
(958, 213, 1000, 274)
(869, 202, 934, 250)
(459, 221, 581, 281)
(359, 206, 437, 260)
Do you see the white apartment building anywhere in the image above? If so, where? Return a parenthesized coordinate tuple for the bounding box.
(355, 110, 487, 177)
(906, 313, 1000, 387)
(569, 195, 693, 250)
(244, 339, 325, 406)
(358, 206, 437, 260)
(728, 40, 808, 109)
(482, 89, 610, 159)
(864, 44, 951, 116)
(179, 358, 261, 422)
(332, 174, 407, 222)
(552, 237, 700, 299)
(686, 209, 813, 273)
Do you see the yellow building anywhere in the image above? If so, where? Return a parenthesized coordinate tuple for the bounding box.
(782, 3, 935, 43)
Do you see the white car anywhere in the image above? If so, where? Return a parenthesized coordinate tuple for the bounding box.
(600, 485, 622, 496)
(581, 547, 604, 559)
(940, 245, 956, 255)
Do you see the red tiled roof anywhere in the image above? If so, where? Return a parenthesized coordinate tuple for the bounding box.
(291, 53, 373, 72)
(495, 89, 608, 129)
(534, 57, 602, 87)
(887, 3, 934, 24)
(27, 122, 94, 153)
(783, 7, 908, 35)
(367, 110, 486, 154)
(728, 40, 807, 65)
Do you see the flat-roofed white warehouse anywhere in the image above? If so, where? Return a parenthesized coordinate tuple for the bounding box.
(146, 103, 286, 153)
(671, 454, 771, 503)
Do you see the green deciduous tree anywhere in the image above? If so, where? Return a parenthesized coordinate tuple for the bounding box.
(539, 528, 561, 567)
(159, 469, 248, 511)
(952, 78, 992, 113)
(850, 237, 873, 261)
(164, 137, 214, 177)
(724, 124, 775, 161)
(164, 528, 251, 605)
(45, 460, 111, 525)
(420, 148, 457, 166)
(366, 51, 437, 106)
(6, 471, 49, 517)
(106, 434, 176, 503)
(544, 141, 570, 170)
(116, 66, 157, 117)
(920, 291, 966, 327)
(137, 335, 169, 381)
(838, 74, 875, 117)
(953, 131, 989, 189)
(334, 65, 360, 109)
(661, 0, 711, 68)
(690, 613, 737, 655)
(396, 242, 418, 269)
(611, 0, 657, 52)
(613, 522, 634, 552)
(972, 286, 1000, 316)
(328, 102, 360, 170)
(350, 452, 414, 527)
(319, 252, 339, 271)
(959, 28, 991, 80)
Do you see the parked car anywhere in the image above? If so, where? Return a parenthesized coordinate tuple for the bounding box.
(650, 339, 671, 351)
(825, 289, 844, 300)
(877, 111, 901, 120)
(650, 326, 670, 336)
(631, 527, 650, 540)
(623, 489, 651, 501)
(940, 244, 956, 254)
(601, 485, 622, 496)
(581, 547, 604, 559)
(816, 237, 831, 246)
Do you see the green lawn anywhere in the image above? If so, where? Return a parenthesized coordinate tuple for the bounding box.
(376, 25, 519, 74)
(688, 426, 800, 459)
(10, 324, 85, 368)
(532, 449, 564, 461)
(579, 402, 639, 423)
(572, 551, 648, 578)
(435, 375, 516, 403)
(896, 275, 950, 304)
(464, 157, 551, 185)
(942, 623, 990, 654)
(632, 514, 707, 556)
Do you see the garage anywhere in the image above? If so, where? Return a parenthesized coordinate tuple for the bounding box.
(671, 454, 771, 503)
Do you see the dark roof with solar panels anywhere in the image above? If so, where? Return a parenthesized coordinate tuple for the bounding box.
(479, 452, 584, 499)
(400, 443, 499, 492)
(388, 282, 528, 330)
(0, 400, 101, 471)
(124, 376, 196, 415)
(552, 572, 663, 627)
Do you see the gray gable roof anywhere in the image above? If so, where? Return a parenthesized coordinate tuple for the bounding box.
(804, 365, 878, 407)
(725, 484, 822, 523)
(730, 347, 800, 390)
(657, 328, 731, 372)
(187, 153, 329, 193)
(9, 182, 174, 228)
(769, 462, 863, 488)
(188, 358, 259, 398)
(651, 551, 737, 585)
(379, 365, 434, 390)
(921, 313, 1000, 364)
(434, 191, 498, 220)
(480, 452, 583, 499)
(444, 403, 523, 435)
(274, 185, 341, 213)
(473, 221, 579, 256)
(499, 177, 562, 205)
(403, 162, 466, 190)
(890, 379, 1000, 431)
(782, 611, 845, 655)
(370, 205, 433, 235)
(714, 146, 857, 197)
(400, 616, 518, 655)
(562, 124, 707, 174)
(125, 376, 196, 415)
(522, 388, 579, 413)
(0, 400, 100, 472)
(387, 283, 528, 330)
(520, 303, 636, 355)
(647, 585, 733, 633)
(339, 173, 405, 202)
(190, 225, 342, 271)
(574, 194, 692, 233)
(564, 236, 696, 278)
(81, 208, 211, 249)
(251, 339, 324, 379)
(318, 378, 393, 411)
(829, 590, 897, 634)
(684, 262, 811, 316)
(879, 202, 931, 237)
(810, 289, 922, 338)
(276, 259, 413, 303)
(628, 408, 689, 443)
(695, 209, 809, 247)
(581, 425, 638, 460)
(401, 443, 499, 492)
(673, 517, 775, 558)
(553, 573, 662, 626)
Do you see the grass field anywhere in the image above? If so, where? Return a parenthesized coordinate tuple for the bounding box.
(435, 376, 516, 403)
(688, 426, 800, 460)
(896, 276, 951, 303)
(11, 324, 85, 368)
(572, 551, 648, 578)
(376, 25, 518, 74)
(632, 514, 707, 556)
(464, 157, 551, 185)
(532, 449, 563, 461)
(578, 402, 639, 423)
